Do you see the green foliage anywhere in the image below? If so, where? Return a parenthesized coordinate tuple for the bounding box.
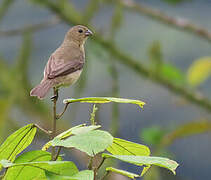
(0, 96, 179, 179)
(148, 41, 185, 85)
(1, 160, 78, 179)
(187, 56, 211, 87)
(50, 130, 113, 157)
(63, 97, 145, 109)
(107, 138, 150, 156)
(0, 124, 36, 170)
(46, 170, 94, 180)
(42, 124, 101, 151)
(0, 0, 15, 22)
(141, 126, 166, 146)
(162, 0, 190, 5)
(106, 167, 139, 179)
(102, 154, 178, 175)
(4, 150, 61, 180)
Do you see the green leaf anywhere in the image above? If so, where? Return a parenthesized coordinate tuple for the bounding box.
(68, 170, 94, 180)
(107, 138, 150, 156)
(141, 126, 166, 146)
(106, 167, 139, 179)
(160, 64, 185, 85)
(42, 124, 101, 151)
(46, 170, 94, 180)
(102, 154, 179, 175)
(0, 160, 78, 178)
(107, 138, 151, 175)
(51, 130, 113, 157)
(63, 97, 145, 109)
(0, 124, 37, 169)
(4, 150, 61, 180)
(187, 57, 211, 87)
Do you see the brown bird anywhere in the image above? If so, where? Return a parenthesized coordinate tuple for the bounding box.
(30, 25, 92, 99)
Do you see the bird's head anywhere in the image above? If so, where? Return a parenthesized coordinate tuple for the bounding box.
(65, 25, 93, 45)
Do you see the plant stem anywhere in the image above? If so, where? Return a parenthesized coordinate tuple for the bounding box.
(51, 87, 58, 160)
(100, 171, 110, 180)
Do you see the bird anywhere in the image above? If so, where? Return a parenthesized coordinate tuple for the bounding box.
(30, 25, 92, 99)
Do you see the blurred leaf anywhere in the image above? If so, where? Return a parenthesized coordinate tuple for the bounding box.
(107, 138, 150, 156)
(4, 150, 61, 180)
(162, 0, 190, 5)
(42, 124, 101, 151)
(49, 130, 113, 157)
(46, 170, 94, 180)
(64, 97, 145, 109)
(0, 0, 15, 22)
(141, 126, 166, 146)
(161, 120, 211, 147)
(160, 64, 185, 85)
(0, 124, 37, 170)
(148, 41, 162, 68)
(102, 154, 179, 175)
(1, 160, 78, 178)
(187, 56, 211, 87)
(106, 167, 139, 179)
(83, 0, 101, 22)
(111, 2, 123, 34)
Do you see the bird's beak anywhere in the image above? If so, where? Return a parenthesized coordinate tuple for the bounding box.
(85, 29, 93, 36)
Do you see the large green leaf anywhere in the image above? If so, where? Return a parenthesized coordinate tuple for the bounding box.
(102, 154, 179, 175)
(46, 170, 94, 180)
(63, 97, 145, 109)
(4, 150, 61, 180)
(107, 138, 150, 176)
(0, 124, 37, 170)
(106, 167, 139, 179)
(187, 57, 211, 87)
(107, 138, 150, 156)
(51, 130, 113, 157)
(0, 160, 78, 179)
(42, 124, 101, 151)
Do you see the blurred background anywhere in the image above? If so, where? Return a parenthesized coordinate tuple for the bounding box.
(0, 0, 211, 179)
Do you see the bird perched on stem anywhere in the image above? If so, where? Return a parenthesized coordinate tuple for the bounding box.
(30, 25, 92, 99)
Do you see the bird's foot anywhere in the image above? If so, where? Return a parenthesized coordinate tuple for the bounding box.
(51, 95, 58, 101)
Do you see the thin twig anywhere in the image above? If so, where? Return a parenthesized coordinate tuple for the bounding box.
(34, 124, 52, 136)
(96, 157, 106, 171)
(116, 0, 211, 43)
(88, 156, 94, 170)
(54, 146, 62, 160)
(56, 103, 70, 119)
(0, 16, 60, 37)
(100, 171, 110, 180)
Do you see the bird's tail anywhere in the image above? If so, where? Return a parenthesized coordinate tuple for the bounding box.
(30, 79, 53, 99)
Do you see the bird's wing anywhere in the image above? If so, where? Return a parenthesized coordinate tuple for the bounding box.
(45, 55, 84, 79)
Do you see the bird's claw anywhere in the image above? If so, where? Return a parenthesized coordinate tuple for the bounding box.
(51, 95, 58, 101)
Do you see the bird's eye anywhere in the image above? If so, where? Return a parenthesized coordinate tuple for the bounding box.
(78, 29, 83, 33)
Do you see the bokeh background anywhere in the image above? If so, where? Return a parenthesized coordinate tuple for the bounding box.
(0, 0, 211, 179)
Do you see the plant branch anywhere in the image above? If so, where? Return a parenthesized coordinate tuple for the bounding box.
(115, 0, 211, 43)
(30, 0, 211, 112)
(51, 87, 58, 160)
(100, 171, 110, 180)
(56, 103, 70, 119)
(34, 124, 51, 136)
(0, 16, 60, 37)
(54, 146, 62, 160)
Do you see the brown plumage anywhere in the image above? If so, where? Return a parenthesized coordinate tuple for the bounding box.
(30, 25, 92, 99)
